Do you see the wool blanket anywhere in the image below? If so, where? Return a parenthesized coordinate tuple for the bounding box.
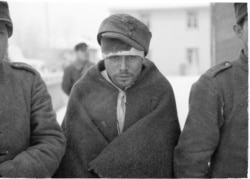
(55, 59, 180, 178)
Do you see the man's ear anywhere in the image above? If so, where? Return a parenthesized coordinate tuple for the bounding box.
(233, 24, 243, 39)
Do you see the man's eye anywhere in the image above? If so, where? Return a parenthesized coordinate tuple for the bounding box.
(127, 56, 141, 61)
(108, 56, 120, 61)
(129, 56, 137, 60)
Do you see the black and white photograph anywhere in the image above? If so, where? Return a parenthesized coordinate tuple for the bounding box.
(0, 0, 248, 178)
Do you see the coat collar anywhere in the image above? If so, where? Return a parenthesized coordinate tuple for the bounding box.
(237, 49, 248, 72)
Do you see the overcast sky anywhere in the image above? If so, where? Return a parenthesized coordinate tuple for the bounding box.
(8, 0, 210, 48)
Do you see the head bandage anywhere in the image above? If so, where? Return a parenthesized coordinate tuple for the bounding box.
(102, 47, 144, 59)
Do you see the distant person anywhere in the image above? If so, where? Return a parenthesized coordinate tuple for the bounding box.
(55, 14, 180, 178)
(174, 3, 248, 178)
(0, 1, 65, 177)
(62, 43, 94, 95)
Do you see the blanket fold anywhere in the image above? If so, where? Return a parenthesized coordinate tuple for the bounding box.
(54, 59, 180, 178)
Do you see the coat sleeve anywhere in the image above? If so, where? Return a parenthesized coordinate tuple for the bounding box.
(89, 86, 181, 178)
(54, 88, 109, 178)
(174, 76, 223, 178)
(0, 73, 66, 177)
(61, 67, 72, 95)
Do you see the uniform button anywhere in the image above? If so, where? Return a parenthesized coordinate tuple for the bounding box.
(225, 62, 230, 67)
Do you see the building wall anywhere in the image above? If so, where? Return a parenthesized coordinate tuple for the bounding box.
(211, 3, 242, 65)
(150, 7, 210, 76)
(111, 5, 211, 76)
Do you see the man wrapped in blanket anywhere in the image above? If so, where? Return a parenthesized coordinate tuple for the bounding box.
(55, 13, 180, 178)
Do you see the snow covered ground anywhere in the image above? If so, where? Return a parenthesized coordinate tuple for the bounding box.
(56, 102, 67, 125)
(167, 75, 199, 129)
(56, 75, 200, 130)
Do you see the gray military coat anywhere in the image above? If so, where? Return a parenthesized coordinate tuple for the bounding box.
(0, 60, 65, 177)
(174, 50, 248, 178)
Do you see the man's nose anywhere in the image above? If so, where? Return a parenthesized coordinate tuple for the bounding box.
(119, 58, 128, 71)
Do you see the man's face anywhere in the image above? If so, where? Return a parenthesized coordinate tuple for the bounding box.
(241, 17, 248, 56)
(104, 55, 143, 90)
(0, 22, 8, 61)
(234, 16, 248, 56)
(76, 50, 88, 62)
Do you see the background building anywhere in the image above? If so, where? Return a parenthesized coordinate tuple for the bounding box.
(110, 3, 211, 76)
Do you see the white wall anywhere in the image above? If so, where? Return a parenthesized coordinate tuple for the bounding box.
(149, 7, 211, 76)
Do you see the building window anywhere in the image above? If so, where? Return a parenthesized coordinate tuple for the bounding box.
(187, 12, 198, 28)
(186, 48, 199, 74)
(187, 48, 199, 64)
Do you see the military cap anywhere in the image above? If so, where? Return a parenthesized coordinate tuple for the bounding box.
(0, 1, 12, 37)
(234, 3, 248, 24)
(74, 42, 88, 52)
(97, 14, 152, 56)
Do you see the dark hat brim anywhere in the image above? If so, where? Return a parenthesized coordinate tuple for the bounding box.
(237, 13, 247, 24)
(234, 3, 248, 24)
(0, 18, 12, 37)
(100, 32, 145, 52)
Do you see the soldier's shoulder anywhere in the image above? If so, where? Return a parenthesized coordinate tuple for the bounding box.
(10, 61, 37, 75)
(64, 63, 75, 71)
(203, 61, 232, 78)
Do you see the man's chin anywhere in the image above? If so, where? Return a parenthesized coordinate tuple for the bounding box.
(112, 76, 135, 89)
(116, 81, 133, 89)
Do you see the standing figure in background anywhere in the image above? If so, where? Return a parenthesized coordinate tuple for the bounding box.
(62, 42, 94, 95)
(55, 13, 180, 178)
(0, 1, 65, 177)
(174, 3, 248, 178)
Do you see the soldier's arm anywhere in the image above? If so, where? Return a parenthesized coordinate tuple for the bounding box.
(0, 72, 66, 177)
(62, 67, 72, 95)
(54, 85, 109, 177)
(174, 76, 223, 178)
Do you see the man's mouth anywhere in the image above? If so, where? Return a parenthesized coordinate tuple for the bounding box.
(118, 75, 130, 79)
(119, 75, 129, 77)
